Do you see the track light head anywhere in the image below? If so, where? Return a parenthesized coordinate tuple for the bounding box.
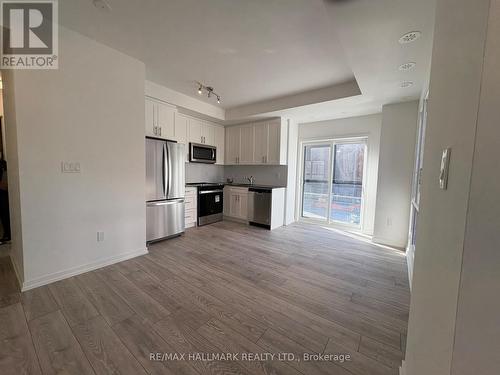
(196, 82, 221, 104)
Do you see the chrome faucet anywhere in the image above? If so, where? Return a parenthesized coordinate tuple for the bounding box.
(247, 176, 255, 185)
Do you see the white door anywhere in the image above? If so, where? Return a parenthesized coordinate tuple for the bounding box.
(229, 192, 240, 217)
(145, 98, 156, 137)
(214, 126, 225, 165)
(157, 102, 175, 140)
(174, 113, 188, 145)
(267, 121, 281, 164)
(253, 122, 268, 164)
(189, 118, 203, 144)
(238, 193, 248, 220)
(202, 123, 215, 146)
(225, 126, 240, 164)
(239, 125, 254, 164)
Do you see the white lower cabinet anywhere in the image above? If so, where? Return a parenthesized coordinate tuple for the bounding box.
(185, 187, 197, 228)
(224, 187, 248, 220)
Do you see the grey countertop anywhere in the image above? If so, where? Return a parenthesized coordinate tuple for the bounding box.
(225, 183, 286, 189)
(185, 182, 285, 189)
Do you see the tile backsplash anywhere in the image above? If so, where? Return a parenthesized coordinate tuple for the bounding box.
(224, 165, 288, 186)
(186, 163, 288, 187)
(185, 163, 224, 183)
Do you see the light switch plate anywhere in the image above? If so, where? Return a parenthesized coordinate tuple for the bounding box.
(61, 161, 81, 173)
(439, 148, 451, 190)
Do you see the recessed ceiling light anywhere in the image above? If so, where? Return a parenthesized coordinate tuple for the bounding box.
(399, 62, 416, 71)
(93, 0, 111, 11)
(401, 81, 414, 88)
(399, 31, 421, 44)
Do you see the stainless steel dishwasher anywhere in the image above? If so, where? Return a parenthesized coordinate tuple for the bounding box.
(247, 187, 272, 229)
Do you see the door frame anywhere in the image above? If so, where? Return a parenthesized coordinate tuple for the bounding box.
(297, 136, 368, 231)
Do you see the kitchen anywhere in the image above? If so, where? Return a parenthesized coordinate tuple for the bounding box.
(144, 87, 289, 243)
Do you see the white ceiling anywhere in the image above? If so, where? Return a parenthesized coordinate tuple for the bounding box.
(59, 0, 437, 123)
(229, 0, 437, 123)
(59, 0, 354, 109)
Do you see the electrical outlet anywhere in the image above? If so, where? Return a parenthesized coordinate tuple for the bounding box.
(97, 231, 105, 242)
(61, 161, 81, 173)
(387, 217, 393, 227)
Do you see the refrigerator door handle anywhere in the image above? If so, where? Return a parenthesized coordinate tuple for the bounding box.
(166, 143, 172, 197)
(163, 143, 168, 198)
(161, 143, 166, 198)
(147, 199, 184, 206)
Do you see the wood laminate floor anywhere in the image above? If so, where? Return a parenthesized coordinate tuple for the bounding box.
(0, 221, 410, 375)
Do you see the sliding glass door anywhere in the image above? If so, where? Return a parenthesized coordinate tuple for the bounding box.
(302, 144, 331, 220)
(301, 140, 366, 228)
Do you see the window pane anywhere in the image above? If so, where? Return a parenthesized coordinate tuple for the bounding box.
(302, 145, 331, 220)
(330, 143, 365, 225)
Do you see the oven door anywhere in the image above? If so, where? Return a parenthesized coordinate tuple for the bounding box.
(190, 143, 217, 163)
(198, 189, 223, 225)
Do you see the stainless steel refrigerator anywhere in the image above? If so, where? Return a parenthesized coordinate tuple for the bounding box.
(146, 138, 185, 243)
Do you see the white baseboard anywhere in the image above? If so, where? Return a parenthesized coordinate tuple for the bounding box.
(21, 248, 148, 291)
(406, 245, 414, 291)
(372, 235, 406, 250)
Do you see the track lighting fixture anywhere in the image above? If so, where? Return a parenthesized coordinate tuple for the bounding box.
(196, 81, 221, 104)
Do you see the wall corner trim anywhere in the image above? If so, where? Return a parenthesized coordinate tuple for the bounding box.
(10, 256, 24, 291)
(399, 360, 407, 375)
(21, 248, 148, 291)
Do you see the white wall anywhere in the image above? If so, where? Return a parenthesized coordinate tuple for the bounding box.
(373, 101, 418, 248)
(298, 114, 381, 235)
(1, 69, 24, 284)
(451, 0, 500, 373)
(3, 27, 147, 290)
(285, 119, 299, 225)
(402, 0, 491, 374)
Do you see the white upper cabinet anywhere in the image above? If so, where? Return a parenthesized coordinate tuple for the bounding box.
(202, 124, 215, 146)
(225, 118, 287, 165)
(267, 120, 282, 164)
(174, 113, 188, 145)
(146, 96, 225, 164)
(145, 98, 156, 138)
(188, 118, 204, 144)
(214, 125, 225, 165)
(253, 122, 268, 164)
(188, 118, 217, 146)
(225, 126, 240, 164)
(157, 102, 176, 140)
(239, 125, 255, 164)
(145, 97, 176, 140)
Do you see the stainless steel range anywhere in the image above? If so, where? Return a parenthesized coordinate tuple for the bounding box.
(186, 183, 224, 226)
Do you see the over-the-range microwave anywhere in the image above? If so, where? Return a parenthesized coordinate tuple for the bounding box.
(189, 143, 217, 164)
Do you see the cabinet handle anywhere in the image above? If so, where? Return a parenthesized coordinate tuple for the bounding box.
(159, 127, 162, 136)
(154, 126, 157, 136)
